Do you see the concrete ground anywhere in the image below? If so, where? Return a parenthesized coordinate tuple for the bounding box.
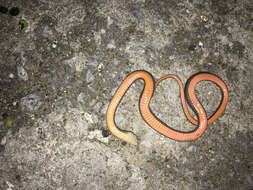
(0, 0, 252, 189)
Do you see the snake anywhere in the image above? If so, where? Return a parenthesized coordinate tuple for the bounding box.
(106, 70, 229, 145)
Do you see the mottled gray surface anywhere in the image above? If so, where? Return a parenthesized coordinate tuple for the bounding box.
(0, 0, 252, 189)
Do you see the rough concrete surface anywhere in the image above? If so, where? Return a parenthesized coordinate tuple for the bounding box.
(0, 0, 252, 189)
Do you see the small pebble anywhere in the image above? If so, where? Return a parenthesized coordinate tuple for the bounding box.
(17, 65, 28, 81)
(112, 58, 120, 65)
(102, 129, 110, 137)
(20, 93, 43, 112)
(248, 141, 253, 149)
(77, 92, 85, 103)
(9, 73, 14, 78)
(97, 63, 103, 72)
(0, 136, 7, 145)
(169, 55, 175, 60)
(200, 15, 208, 22)
(6, 181, 14, 189)
(86, 70, 95, 83)
(107, 40, 116, 49)
(186, 145, 198, 152)
(132, 6, 143, 20)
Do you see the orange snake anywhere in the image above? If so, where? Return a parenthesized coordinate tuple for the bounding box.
(106, 70, 229, 145)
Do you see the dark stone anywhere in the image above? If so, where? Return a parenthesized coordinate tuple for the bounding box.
(0, 6, 8, 14)
(102, 129, 110, 137)
(0, 145, 5, 152)
(2, 112, 8, 119)
(188, 44, 196, 51)
(15, 174, 21, 181)
(9, 7, 19, 16)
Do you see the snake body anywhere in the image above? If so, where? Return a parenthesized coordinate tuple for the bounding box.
(106, 70, 229, 145)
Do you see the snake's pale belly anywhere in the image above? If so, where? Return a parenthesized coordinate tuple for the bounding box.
(106, 70, 229, 145)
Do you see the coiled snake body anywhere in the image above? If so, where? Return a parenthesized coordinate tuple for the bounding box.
(106, 70, 229, 145)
